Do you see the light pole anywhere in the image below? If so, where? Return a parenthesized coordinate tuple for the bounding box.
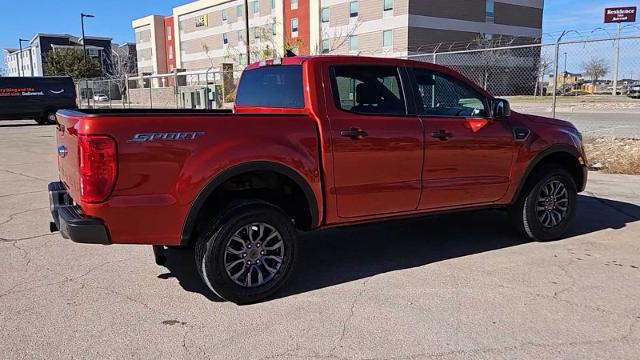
(81, 13, 94, 108)
(244, 0, 251, 65)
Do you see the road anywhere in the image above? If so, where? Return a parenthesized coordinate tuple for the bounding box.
(1, 120, 640, 359)
(543, 112, 640, 138)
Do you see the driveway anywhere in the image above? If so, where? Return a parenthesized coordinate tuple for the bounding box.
(1, 120, 639, 359)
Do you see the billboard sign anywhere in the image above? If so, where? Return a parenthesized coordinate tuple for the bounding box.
(604, 7, 637, 23)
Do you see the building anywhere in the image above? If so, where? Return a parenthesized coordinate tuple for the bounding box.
(112, 43, 138, 75)
(3, 33, 116, 77)
(132, 0, 543, 73)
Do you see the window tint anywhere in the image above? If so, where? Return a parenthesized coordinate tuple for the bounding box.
(332, 65, 406, 115)
(236, 66, 304, 108)
(413, 68, 487, 117)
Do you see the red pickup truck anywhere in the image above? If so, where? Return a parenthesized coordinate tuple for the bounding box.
(49, 56, 587, 304)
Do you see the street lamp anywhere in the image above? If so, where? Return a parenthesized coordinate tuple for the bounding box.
(80, 13, 95, 64)
(244, 0, 250, 65)
(18, 38, 29, 77)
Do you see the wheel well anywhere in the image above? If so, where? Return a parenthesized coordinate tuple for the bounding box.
(186, 170, 314, 245)
(523, 151, 585, 193)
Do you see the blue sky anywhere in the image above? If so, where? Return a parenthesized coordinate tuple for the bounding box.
(1, 0, 638, 49)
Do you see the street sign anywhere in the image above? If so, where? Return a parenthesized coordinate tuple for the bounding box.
(604, 6, 637, 23)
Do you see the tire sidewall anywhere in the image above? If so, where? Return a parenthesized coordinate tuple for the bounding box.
(523, 169, 577, 241)
(200, 203, 297, 304)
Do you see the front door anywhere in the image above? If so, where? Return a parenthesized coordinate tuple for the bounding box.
(328, 65, 424, 218)
(410, 67, 515, 210)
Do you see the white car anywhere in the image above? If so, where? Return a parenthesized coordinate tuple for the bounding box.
(93, 94, 109, 102)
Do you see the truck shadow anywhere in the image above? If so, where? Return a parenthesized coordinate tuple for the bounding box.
(159, 194, 640, 302)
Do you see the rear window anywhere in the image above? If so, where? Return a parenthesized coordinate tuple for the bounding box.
(235, 65, 304, 108)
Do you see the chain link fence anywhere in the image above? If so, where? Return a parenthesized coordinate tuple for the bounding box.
(75, 65, 242, 110)
(407, 35, 640, 122)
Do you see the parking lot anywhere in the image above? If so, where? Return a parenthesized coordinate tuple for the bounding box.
(1, 119, 640, 359)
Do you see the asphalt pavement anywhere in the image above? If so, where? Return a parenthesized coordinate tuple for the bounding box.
(1, 119, 640, 359)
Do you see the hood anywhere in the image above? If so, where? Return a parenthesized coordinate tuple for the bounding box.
(511, 111, 576, 130)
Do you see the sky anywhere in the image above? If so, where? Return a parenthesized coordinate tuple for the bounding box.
(1, 0, 639, 76)
(1, 0, 639, 49)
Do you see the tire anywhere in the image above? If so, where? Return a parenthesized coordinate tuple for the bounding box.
(509, 166, 577, 241)
(35, 112, 56, 125)
(194, 200, 298, 304)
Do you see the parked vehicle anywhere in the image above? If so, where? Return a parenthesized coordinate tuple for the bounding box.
(93, 93, 109, 102)
(0, 76, 76, 124)
(628, 86, 640, 99)
(48, 56, 588, 304)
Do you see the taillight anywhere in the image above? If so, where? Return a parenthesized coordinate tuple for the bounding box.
(79, 135, 117, 203)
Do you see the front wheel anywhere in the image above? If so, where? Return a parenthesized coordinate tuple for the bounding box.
(510, 167, 577, 241)
(194, 201, 297, 304)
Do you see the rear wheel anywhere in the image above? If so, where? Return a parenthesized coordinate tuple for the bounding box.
(510, 167, 577, 241)
(194, 200, 297, 304)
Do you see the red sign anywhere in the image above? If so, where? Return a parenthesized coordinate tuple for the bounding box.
(604, 7, 637, 23)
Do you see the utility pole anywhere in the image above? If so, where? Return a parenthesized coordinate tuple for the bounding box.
(244, 0, 251, 64)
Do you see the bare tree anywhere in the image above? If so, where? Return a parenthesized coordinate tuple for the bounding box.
(582, 58, 609, 83)
(534, 53, 553, 96)
(316, 20, 361, 54)
(225, 17, 283, 65)
(104, 50, 137, 102)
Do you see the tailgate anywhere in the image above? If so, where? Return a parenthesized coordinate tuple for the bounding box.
(56, 111, 82, 201)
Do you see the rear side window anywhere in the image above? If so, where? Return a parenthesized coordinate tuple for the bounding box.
(235, 65, 304, 108)
(330, 65, 406, 115)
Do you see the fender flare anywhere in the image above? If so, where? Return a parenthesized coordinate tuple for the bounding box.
(180, 161, 319, 245)
(511, 144, 583, 203)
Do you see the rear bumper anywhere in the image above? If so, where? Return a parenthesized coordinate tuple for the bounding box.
(48, 181, 110, 245)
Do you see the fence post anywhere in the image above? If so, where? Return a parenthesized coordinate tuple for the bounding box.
(148, 76, 153, 109)
(108, 80, 112, 109)
(124, 74, 128, 109)
(86, 79, 90, 108)
(174, 70, 179, 109)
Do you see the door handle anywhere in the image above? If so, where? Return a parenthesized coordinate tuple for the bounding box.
(431, 129, 453, 140)
(340, 128, 368, 140)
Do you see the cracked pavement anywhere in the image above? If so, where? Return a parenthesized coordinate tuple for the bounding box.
(1, 119, 640, 359)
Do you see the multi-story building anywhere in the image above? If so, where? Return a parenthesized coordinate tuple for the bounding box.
(3, 33, 116, 77)
(132, 0, 543, 73)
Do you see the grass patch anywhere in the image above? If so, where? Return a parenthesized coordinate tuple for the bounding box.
(584, 137, 640, 175)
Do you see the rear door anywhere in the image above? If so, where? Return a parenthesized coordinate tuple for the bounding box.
(409, 67, 515, 209)
(326, 65, 424, 218)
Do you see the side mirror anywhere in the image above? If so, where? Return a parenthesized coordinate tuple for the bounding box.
(491, 98, 511, 118)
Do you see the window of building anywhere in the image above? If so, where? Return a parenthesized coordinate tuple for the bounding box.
(271, 23, 277, 35)
(254, 27, 261, 39)
(383, 30, 392, 47)
(291, 0, 298, 10)
(486, 0, 495, 22)
(350, 1, 359, 17)
(291, 18, 298, 35)
(237, 30, 244, 42)
(237, 5, 243, 17)
(321, 7, 330, 23)
(348, 36, 358, 52)
(272, 0, 276, 9)
(239, 53, 246, 65)
(322, 39, 330, 54)
(412, 68, 488, 117)
(223, 32, 228, 44)
(331, 65, 406, 115)
(168, 46, 173, 59)
(253, 1, 260, 14)
(222, 9, 228, 21)
(384, 0, 393, 11)
(167, 26, 172, 40)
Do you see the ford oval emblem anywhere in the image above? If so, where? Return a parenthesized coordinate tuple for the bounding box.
(57, 145, 68, 158)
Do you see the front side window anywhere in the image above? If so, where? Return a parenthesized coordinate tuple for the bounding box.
(331, 65, 406, 115)
(384, 0, 393, 11)
(412, 68, 487, 117)
(236, 66, 304, 108)
(350, 1, 359, 17)
(321, 7, 330, 22)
